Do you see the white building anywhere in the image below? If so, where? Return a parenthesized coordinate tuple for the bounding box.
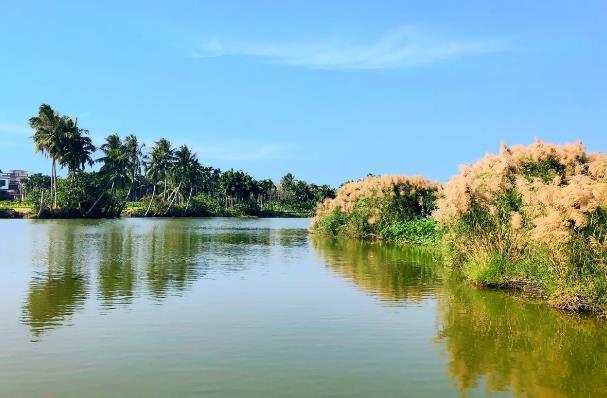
(0, 170, 28, 200)
(0, 173, 10, 193)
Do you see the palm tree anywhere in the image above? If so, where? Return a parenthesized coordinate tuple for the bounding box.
(122, 134, 144, 202)
(86, 134, 127, 216)
(29, 104, 64, 208)
(59, 116, 95, 180)
(256, 179, 276, 208)
(144, 139, 175, 216)
(98, 134, 128, 197)
(184, 159, 203, 211)
(164, 145, 197, 214)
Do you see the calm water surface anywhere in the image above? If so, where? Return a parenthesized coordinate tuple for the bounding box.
(0, 218, 605, 397)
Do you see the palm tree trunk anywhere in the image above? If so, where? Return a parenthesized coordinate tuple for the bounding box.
(85, 190, 106, 217)
(104, 181, 116, 217)
(52, 159, 58, 209)
(37, 190, 45, 218)
(51, 160, 55, 209)
(185, 186, 193, 211)
(164, 182, 182, 215)
(145, 184, 156, 217)
(116, 182, 134, 216)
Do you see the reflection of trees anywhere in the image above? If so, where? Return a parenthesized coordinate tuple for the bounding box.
(22, 222, 88, 340)
(142, 222, 274, 299)
(435, 279, 607, 398)
(311, 237, 441, 302)
(97, 225, 136, 307)
(144, 223, 206, 299)
(275, 228, 307, 248)
(20, 220, 295, 337)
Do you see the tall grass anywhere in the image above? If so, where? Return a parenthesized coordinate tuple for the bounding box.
(435, 139, 607, 313)
(311, 140, 607, 315)
(310, 175, 441, 244)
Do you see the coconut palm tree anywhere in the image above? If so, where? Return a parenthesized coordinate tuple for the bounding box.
(59, 116, 95, 180)
(164, 145, 198, 214)
(184, 159, 203, 211)
(122, 134, 144, 201)
(144, 139, 175, 216)
(86, 134, 127, 217)
(98, 134, 128, 198)
(29, 104, 64, 208)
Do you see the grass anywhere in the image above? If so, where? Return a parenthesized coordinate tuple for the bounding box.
(0, 201, 32, 217)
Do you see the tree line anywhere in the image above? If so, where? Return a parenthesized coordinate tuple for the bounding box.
(25, 104, 335, 218)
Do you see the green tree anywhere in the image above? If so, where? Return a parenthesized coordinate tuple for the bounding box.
(122, 134, 144, 201)
(164, 145, 198, 214)
(86, 134, 127, 216)
(59, 116, 95, 180)
(144, 138, 175, 216)
(29, 104, 64, 208)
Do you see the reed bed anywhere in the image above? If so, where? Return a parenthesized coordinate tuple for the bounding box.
(311, 139, 607, 315)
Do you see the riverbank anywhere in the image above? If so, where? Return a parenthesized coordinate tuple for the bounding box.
(0, 202, 31, 218)
(311, 140, 607, 317)
(0, 203, 311, 219)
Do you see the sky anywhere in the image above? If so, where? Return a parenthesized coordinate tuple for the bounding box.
(1, 1, 605, 186)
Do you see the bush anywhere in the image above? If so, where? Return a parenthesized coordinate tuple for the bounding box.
(223, 200, 260, 217)
(435, 139, 607, 313)
(27, 172, 120, 218)
(189, 193, 223, 216)
(310, 175, 441, 243)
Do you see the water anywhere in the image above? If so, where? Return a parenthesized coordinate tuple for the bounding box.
(0, 218, 605, 397)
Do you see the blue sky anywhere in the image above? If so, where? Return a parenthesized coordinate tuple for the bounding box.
(1, 1, 605, 186)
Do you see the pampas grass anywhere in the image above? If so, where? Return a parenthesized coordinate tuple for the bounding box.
(435, 139, 607, 314)
(310, 175, 441, 243)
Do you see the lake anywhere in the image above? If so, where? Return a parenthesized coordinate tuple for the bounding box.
(0, 218, 605, 397)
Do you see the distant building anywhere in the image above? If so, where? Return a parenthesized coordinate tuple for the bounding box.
(0, 173, 9, 193)
(0, 170, 28, 200)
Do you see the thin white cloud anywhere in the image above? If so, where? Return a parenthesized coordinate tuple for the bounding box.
(194, 26, 502, 70)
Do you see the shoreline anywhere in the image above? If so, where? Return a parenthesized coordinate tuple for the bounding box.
(314, 233, 607, 319)
(0, 210, 312, 220)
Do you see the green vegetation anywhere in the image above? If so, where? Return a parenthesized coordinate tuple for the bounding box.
(310, 175, 441, 245)
(311, 141, 607, 316)
(19, 104, 334, 218)
(9, 103, 607, 315)
(0, 200, 33, 217)
(435, 140, 607, 314)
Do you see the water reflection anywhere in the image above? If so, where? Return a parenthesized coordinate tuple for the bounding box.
(17, 220, 607, 398)
(22, 222, 89, 340)
(435, 278, 607, 398)
(97, 225, 137, 307)
(311, 237, 440, 302)
(21, 219, 300, 337)
(312, 238, 607, 397)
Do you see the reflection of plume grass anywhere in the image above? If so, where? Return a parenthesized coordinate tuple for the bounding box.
(311, 236, 441, 302)
(310, 175, 441, 244)
(436, 139, 607, 314)
(436, 277, 607, 397)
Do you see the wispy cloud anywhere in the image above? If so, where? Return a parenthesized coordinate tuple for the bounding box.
(193, 26, 503, 70)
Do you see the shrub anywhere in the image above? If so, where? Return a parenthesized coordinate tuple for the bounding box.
(188, 193, 222, 216)
(26, 172, 119, 218)
(310, 175, 441, 243)
(435, 139, 607, 312)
